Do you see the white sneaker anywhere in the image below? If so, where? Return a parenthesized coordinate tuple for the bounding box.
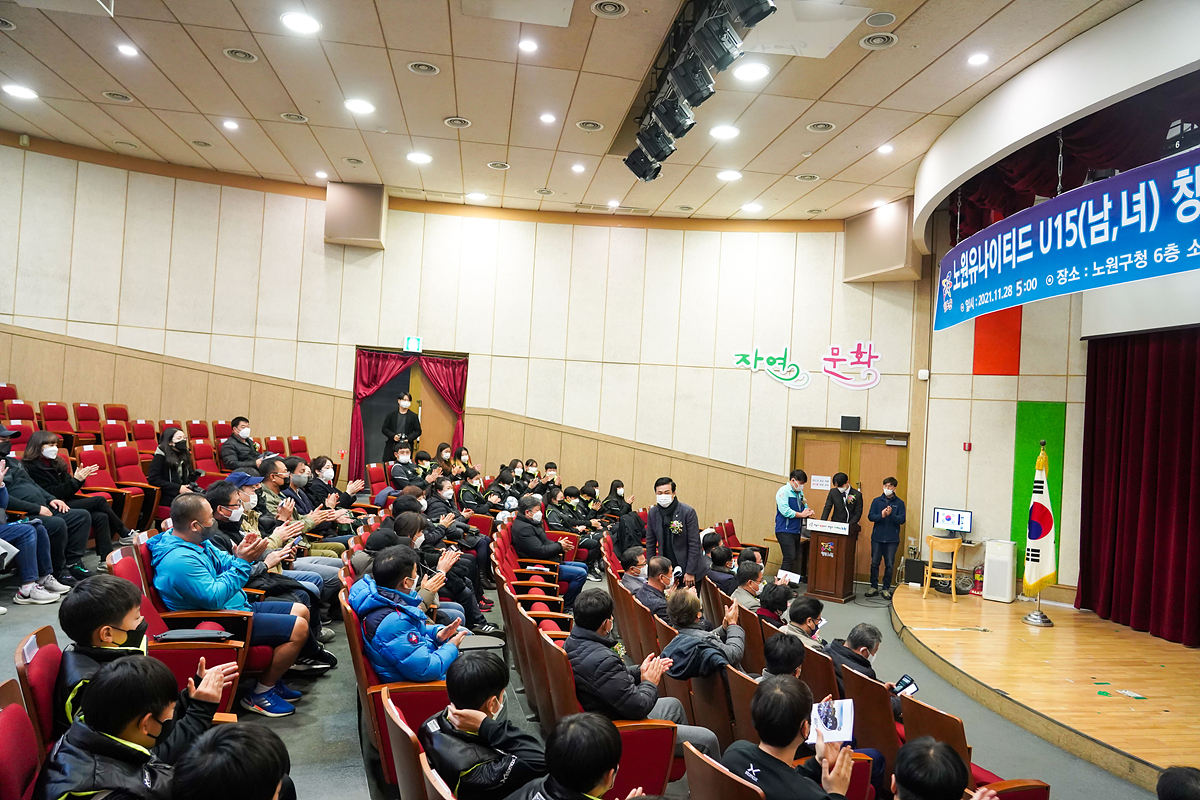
(0, 605, 7, 615)
(40, 575, 72, 594)
(14, 585, 60, 605)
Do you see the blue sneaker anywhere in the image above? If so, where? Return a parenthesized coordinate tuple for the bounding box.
(274, 681, 302, 701)
(240, 689, 295, 718)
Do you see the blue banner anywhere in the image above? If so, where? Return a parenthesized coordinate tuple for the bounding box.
(935, 148, 1200, 330)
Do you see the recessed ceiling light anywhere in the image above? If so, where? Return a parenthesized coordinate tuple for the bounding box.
(223, 120, 239, 130)
(571, 163, 585, 173)
(518, 39, 538, 52)
(315, 171, 328, 179)
(407, 152, 432, 164)
(676, 205, 694, 212)
(807, 208, 825, 214)
(732, 63, 769, 81)
(741, 202, 764, 212)
(877, 144, 893, 154)
(710, 125, 740, 140)
(717, 170, 742, 181)
(535, 188, 555, 195)
(2, 85, 37, 100)
(102, 91, 133, 103)
(865, 12, 897, 27)
(280, 12, 321, 33)
(540, 113, 556, 123)
(607, 200, 620, 208)
(344, 99, 375, 114)
(466, 192, 488, 201)
(873, 200, 886, 208)
(118, 44, 138, 56)
(444, 116, 471, 128)
(343, 157, 364, 165)
(968, 53, 989, 66)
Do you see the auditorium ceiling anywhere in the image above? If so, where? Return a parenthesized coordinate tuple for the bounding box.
(0, 0, 1139, 219)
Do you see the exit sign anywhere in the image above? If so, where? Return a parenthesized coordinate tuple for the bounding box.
(404, 336, 422, 352)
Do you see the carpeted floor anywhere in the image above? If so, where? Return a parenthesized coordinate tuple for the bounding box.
(0, 559, 1154, 800)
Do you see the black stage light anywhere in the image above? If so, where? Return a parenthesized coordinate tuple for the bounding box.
(668, 53, 715, 107)
(691, 15, 743, 72)
(636, 119, 676, 162)
(726, 0, 776, 28)
(624, 147, 661, 182)
(652, 96, 696, 139)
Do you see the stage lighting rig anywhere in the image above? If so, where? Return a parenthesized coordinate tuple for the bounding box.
(624, 148, 661, 182)
(652, 96, 696, 138)
(636, 119, 676, 162)
(725, 0, 776, 28)
(669, 53, 716, 107)
(691, 14, 743, 72)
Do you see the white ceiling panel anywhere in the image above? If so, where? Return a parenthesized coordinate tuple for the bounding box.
(0, 83, 106, 148)
(408, 135, 465, 194)
(261, 119, 337, 179)
(448, 1, 520, 64)
(817, 184, 911, 220)
(0, 103, 51, 138)
(621, 160, 690, 212)
(44, 98, 159, 156)
(500, 197, 541, 210)
(515, 7, 593, 72)
(742, 100, 871, 175)
(580, 0, 680, 81)
(309, 124, 382, 183)
(390, 50, 458, 139)
(118, 18, 249, 117)
(162, 0, 248, 30)
(501, 146, 556, 201)
(777, 180, 864, 217)
(321, 41, 409, 135)
(183, 26, 297, 120)
(580, 153, 637, 206)
(459, 141, 511, 196)
(0, 4, 132, 103)
(453, 57, 515, 146)
(834, 113, 954, 185)
(793, 107, 924, 183)
(658, 165, 731, 214)
(876, 156, 922, 189)
(0, 33, 87, 101)
(301, 0, 386, 48)
(556, 71, 640, 156)
(251, 34, 354, 129)
(378, 0, 453, 55)
(546, 149, 604, 205)
(510, 64, 578, 151)
(206, 115, 296, 175)
(666, 89, 757, 167)
(103, 104, 215, 167)
(361, 130, 423, 188)
(227, 0, 297, 34)
(153, 109, 255, 171)
(697, 93, 813, 170)
(695, 170, 780, 218)
(114, 0, 176, 22)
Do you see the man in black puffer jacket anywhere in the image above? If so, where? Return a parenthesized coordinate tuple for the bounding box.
(509, 496, 587, 608)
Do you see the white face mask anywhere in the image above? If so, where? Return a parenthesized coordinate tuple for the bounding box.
(440, 489, 454, 501)
(227, 506, 244, 523)
(531, 510, 543, 523)
(320, 467, 335, 482)
(547, 471, 556, 478)
(616, 487, 624, 497)
(238, 427, 252, 439)
(241, 495, 256, 512)
(442, 452, 451, 461)
(419, 498, 428, 511)
(514, 467, 523, 477)
(398, 455, 411, 464)
(841, 486, 850, 495)
(400, 400, 411, 409)
(655, 493, 673, 507)
(473, 480, 483, 489)
(568, 497, 578, 506)
(527, 467, 536, 476)
(492, 691, 505, 720)
(42, 445, 59, 460)
(883, 488, 895, 497)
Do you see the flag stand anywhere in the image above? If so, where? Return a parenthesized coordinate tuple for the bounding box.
(1021, 439, 1055, 627)
(1022, 593, 1054, 627)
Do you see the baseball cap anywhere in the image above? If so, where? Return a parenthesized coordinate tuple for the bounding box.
(226, 471, 264, 487)
(0, 423, 17, 438)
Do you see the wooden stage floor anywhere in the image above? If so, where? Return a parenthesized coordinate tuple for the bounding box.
(889, 584, 1199, 790)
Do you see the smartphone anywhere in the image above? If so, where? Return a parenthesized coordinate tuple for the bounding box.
(891, 674, 918, 696)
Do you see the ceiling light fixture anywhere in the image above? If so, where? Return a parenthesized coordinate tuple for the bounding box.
(877, 143, 893, 154)
(710, 125, 739, 140)
(968, 53, 989, 66)
(280, 12, 321, 33)
(607, 200, 620, 208)
(717, 170, 742, 181)
(466, 192, 488, 201)
(540, 113, 556, 123)
(865, 12, 897, 27)
(732, 62, 769, 81)
(2, 84, 37, 100)
(518, 39, 538, 52)
(676, 205, 694, 212)
(741, 202, 763, 212)
(873, 200, 886, 208)
(572, 163, 585, 173)
(118, 44, 138, 56)
(407, 152, 432, 164)
(223, 120, 239, 130)
(796, 174, 819, 182)
(316, 171, 328, 179)
(344, 99, 375, 114)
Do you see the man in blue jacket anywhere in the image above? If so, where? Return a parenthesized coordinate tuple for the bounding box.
(775, 469, 814, 576)
(348, 544, 466, 682)
(148, 493, 333, 718)
(866, 477, 906, 598)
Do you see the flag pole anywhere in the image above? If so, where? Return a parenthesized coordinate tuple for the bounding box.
(1022, 439, 1055, 628)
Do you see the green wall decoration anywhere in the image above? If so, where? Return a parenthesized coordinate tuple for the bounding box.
(1010, 400, 1066, 580)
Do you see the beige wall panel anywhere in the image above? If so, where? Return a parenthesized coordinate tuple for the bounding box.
(705, 466, 746, 539)
(10, 335, 66, 403)
(597, 442, 636, 498)
(487, 417, 527, 474)
(160, 364, 209, 421)
(331, 396, 353, 480)
(522, 425, 562, 471)
(464, 413, 490, 475)
(632, 449, 673, 512)
(669, 457, 710, 525)
(559, 433, 598, 489)
(0, 331, 12, 379)
(291, 390, 336, 460)
(62, 345, 116, 404)
(249, 382, 294, 441)
(112, 356, 164, 420)
(742, 477, 781, 546)
(205, 374, 252, 422)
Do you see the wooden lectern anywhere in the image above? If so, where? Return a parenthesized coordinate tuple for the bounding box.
(805, 519, 857, 604)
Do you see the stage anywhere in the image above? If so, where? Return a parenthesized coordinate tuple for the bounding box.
(889, 585, 1200, 791)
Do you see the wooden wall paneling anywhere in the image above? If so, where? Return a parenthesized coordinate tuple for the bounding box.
(465, 412, 490, 473)
(742, 477, 780, 547)
(560, 432, 599, 489)
(331, 395, 353, 482)
(160, 364, 210, 421)
(631, 448, 673, 513)
(249, 381, 294, 441)
(597, 441, 635, 498)
(487, 417, 526, 474)
(291, 390, 336, 461)
(706, 466, 746, 544)
(10, 335, 65, 403)
(523, 424, 562, 472)
(62, 345, 116, 404)
(669, 456, 710, 526)
(0, 330, 15, 382)
(205, 373, 253, 422)
(112, 355, 163, 420)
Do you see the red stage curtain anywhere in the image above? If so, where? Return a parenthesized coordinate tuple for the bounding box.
(418, 356, 468, 452)
(1076, 327, 1200, 646)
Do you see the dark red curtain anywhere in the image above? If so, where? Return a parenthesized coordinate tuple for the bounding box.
(347, 350, 469, 482)
(1076, 327, 1200, 646)
(954, 70, 1200, 240)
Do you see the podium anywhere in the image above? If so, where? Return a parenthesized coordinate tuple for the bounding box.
(805, 519, 858, 604)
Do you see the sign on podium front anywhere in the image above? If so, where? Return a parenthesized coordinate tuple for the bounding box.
(807, 520, 850, 536)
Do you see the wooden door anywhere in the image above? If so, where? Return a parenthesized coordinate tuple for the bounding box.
(410, 363, 456, 453)
(791, 430, 851, 515)
(850, 435, 909, 580)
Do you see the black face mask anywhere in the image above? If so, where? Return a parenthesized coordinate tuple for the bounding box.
(172, 441, 188, 452)
(146, 714, 174, 743)
(198, 522, 218, 542)
(0, 439, 10, 458)
(116, 618, 149, 651)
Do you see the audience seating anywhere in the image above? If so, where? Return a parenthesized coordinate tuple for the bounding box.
(158, 419, 182, 435)
(71, 402, 103, 439)
(421, 752, 455, 800)
(75, 445, 145, 530)
(969, 780, 1051, 799)
(842, 667, 904, 777)
(382, 691, 427, 800)
(192, 438, 225, 478)
(0, 382, 18, 404)
(101, 421, 128, 448)
(0, 678, 41, 800)
(131, 420, 158, 453)
(39, 402, 93, 448)
(287, 436, 309, 459)
(725, 665, 759, 744)
(5, 402, 38, 431)
(800, 647, 841, 702)
(109, 443, 163, 521)
(5, 422, 35, 457)
(901, 694, 999, 790)
(366, 463, 388, 500)
(102, 404, 130, 430)
(736, 602, 767, 676)
(13, 626, 62, 758)
(184, 419, 208, 440)
(689, 670, 736, 753)
(265, 436, 285, 455)
(683, 742, 765, 800)
(211, 420, 233, 440)
(650, 616, 695, 726)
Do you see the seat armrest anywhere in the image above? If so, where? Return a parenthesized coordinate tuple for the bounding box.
(212, 713, 239, 725)
(516, 558, 561, 567)
(161, 610, 252, 640)
(511, 580, 561, 594)
(515, 594, 564, 610)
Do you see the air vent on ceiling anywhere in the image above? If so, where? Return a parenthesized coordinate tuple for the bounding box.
(574, 202, 650, 214)
(576, 120, 604, 132)
(408, 61, 440, 75)
(806, 121, 835, 133)
(102, 91, 133, 103)
(342, 157, 365, 165)
(860, 32, 899, 50)
(191, 140, 213, 148)
(444, 116, 471, 128)
(534, 188, 554, 196)
(113, 140, 138, 149)
(0, 17, 16, 31)
(591, 1, 628, 19)
(796, 174, 820, 182)
(676, 205, 694, 212)
(865, 12, 896, 27)
(487, 161, 510, 170)
(425, 190, 464, 200)
(807, 209, 825, 214)
(223, 47, 259, 62)
(280, 112, 309, 123)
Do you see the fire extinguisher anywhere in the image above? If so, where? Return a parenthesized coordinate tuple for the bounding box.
(971, 565, 984, 595)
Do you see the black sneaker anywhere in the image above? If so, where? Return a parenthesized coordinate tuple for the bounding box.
(289, 655, 334, 673)
(67, 563, 92, 582)
(865, 588, 879, 598)
(472, 621, 503, 635)
(480, 576, 497, 591)
(56, 571, 79, 588)
(316, 646, 338, 668)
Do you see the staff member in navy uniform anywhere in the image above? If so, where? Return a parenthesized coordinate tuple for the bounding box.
(866, 477, 905, 599)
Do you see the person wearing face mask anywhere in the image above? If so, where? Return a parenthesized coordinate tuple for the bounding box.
(382, 440, 437, 505)
(282, 457, 355, 545)
(821, 472, 863, 532)
(618, 545, 647, 594)
(707, 545, 739, 594)
(220, 416, 265, 471)
(307, 455, 365, 510)
(646, 476, 704, 591)
(382, 393, 422, 462)
(53, 575, 238, 759)
(1, 458, 71, 605)
(147, 427, 203, 508)
(458, 467, 503, 517)
(527, 461, 559, 496)
(775, 469, 815, 578)
(503, 458, 527, 490)
(36, 656, 231, 800)
(601, 479, 646, 553)
(452, 447, 474, 475)
(784, 596, 828, 652)
(419, 651, 547, 800)
(866, 477, 906, 599)
(732, 561, 766, 612)
(633, 555, 677, 623)
(435, 443, 461, 478)
(510, 495, 589, 609)
(827, 623, 902, 721)
(426, 475, 496, 592)
(258, 458, 344, 556)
